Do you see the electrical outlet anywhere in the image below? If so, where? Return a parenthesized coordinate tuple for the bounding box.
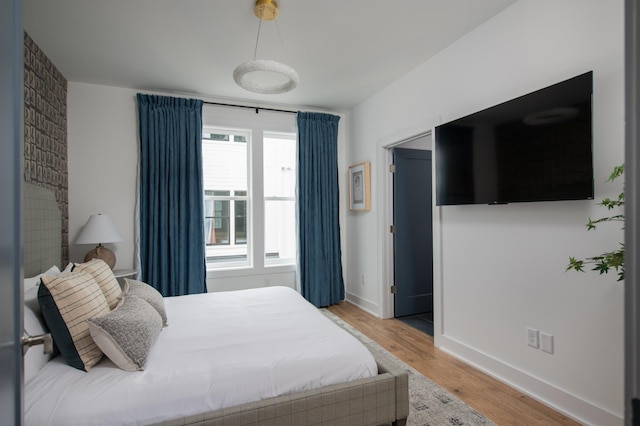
(540, 332, 554, 354)
(527, 327, 539, 348)
(361, 274, 365, 285)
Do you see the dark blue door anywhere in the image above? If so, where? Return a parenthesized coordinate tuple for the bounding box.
(393, 148, 433, 317)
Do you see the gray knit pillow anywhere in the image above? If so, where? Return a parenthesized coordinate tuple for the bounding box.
(87, 295, 162, 371)
(123, 278, 168, 326)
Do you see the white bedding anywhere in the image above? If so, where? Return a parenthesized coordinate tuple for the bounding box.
(24, 286, 377, 425)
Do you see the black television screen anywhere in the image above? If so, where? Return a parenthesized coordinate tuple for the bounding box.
(435, 71, 594, 206)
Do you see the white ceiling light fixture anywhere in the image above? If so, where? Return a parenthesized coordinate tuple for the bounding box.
(233, 0, 299, 95)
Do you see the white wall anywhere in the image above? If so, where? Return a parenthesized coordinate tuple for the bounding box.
(68, 83, 139, 270)
(346, 1, 624, 425)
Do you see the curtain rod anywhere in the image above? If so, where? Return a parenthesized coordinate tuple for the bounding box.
(203, 101, 298, 115)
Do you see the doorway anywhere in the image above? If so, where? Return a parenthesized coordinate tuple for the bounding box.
(391, 139, 433, 335)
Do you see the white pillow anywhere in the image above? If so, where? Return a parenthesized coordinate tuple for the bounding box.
(24, 265, 60, 295)
(23, 265, 60, 384)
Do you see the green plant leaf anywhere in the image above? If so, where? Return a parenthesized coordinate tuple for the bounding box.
(567, 164, 625, 283)
(608, 164, 624, 181)
(566, 257, 585, 272)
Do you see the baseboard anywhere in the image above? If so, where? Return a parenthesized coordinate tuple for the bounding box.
(344, 291, 380, 318)
(437, 334, 623, 426)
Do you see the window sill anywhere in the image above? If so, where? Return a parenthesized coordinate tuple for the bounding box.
(206, 263, 295, 278)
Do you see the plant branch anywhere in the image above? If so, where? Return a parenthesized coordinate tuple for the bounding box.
(567, 164, 625, 282)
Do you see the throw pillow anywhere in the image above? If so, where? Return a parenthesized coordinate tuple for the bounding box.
(123, 278, 168, 326)
(87, 295, 163, 371)
(73, 258, 123, 310)
(38, 270, 110, 371)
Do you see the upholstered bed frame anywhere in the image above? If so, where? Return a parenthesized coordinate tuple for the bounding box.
(23, 182, 409, 426)
(24, 183, 62, 277)
(150, 353, 409, 426)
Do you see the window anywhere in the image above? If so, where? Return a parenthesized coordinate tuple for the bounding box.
(204, 190, 247, 246)
(201, 124, 297, 271)
(202, 131, 250, 266)
(263, 133, 296, 265)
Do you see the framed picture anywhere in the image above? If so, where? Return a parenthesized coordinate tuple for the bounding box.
(348, 161, 371, 211)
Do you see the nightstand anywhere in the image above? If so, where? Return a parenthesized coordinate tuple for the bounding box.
(113, 269, 138, 279)
(113, 269, 137, 288)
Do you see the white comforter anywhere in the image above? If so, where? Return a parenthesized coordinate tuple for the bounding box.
(24, 286, 377, 425)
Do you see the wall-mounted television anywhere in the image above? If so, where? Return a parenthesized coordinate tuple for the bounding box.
(435, 71, 593, 206)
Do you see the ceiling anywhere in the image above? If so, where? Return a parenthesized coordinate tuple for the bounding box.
(23, 0, 517, 111)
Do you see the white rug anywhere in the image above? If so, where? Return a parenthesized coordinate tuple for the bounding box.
(322, 310, 497, 426)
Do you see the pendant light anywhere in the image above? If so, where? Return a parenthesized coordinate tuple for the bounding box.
(233, 0, 299, 94)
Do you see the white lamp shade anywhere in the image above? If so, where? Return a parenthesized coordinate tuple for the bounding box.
(75, 214, 122, 245)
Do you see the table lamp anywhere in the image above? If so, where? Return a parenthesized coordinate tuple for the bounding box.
(75, 214, 122, 269)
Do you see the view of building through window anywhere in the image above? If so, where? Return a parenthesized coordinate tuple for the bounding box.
(202, 129, 296, 268)
(263, 133, 296, 265)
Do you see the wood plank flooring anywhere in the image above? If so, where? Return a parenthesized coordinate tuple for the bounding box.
(327, 302, 580, 426)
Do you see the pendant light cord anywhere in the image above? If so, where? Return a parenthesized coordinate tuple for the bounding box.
(252, 7, 264, 60)
(252, 6, 288, 61)
(274, 19, 289, 59)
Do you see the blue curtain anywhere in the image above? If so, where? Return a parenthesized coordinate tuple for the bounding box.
(137, 94, 207, 296)
(297, 112, 345, 307)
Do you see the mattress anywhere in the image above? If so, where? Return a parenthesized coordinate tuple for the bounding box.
(24, 286, 377, 425)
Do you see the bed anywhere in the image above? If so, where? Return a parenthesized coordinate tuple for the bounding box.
(22, 182, 409, 425)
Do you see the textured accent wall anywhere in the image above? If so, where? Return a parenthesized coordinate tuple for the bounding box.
(23, 32, 69, 265)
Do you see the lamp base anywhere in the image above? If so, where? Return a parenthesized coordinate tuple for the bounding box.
(84, 245, 116, 269)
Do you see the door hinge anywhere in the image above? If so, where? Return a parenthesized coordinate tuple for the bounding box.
(390, 225, 396, 234)
(389, 164, 396, 173)
(390, 285, 397, 294)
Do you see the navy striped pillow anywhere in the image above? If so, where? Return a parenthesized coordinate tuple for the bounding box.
(38, 270, 110, 371)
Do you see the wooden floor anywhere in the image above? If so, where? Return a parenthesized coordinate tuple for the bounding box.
(327, 302, 580, 426)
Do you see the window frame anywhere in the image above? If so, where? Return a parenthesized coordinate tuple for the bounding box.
(202, 130, 252, 269)
(263, 131, 297, 266)
(204, 190, 248, 245)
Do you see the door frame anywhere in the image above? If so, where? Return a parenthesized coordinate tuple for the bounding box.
(377, 125, 443, 341)
(0, 0, 24, 423)
(624, 0, 639, 424)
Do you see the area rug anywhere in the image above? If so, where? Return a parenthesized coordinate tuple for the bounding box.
(321, 310, 496, 426)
